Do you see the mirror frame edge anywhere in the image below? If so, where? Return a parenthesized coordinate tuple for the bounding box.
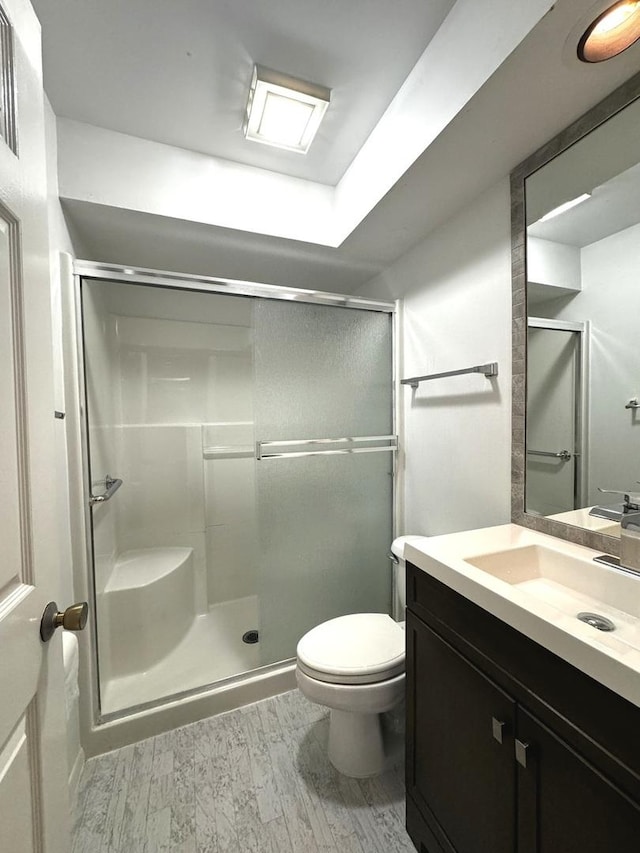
(511, 69, 640, 556)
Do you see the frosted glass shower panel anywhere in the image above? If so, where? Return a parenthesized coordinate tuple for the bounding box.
(256, 453, 393, 666)
(254, 300, 394, 665)
(254, 301, 392, 439)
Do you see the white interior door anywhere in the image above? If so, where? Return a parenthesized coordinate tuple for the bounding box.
(0, 1, 72, 852)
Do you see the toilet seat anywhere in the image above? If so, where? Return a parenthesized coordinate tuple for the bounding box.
(296, 613, 405, 685)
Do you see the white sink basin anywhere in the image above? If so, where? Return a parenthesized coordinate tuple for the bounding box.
(405, 524, 640, 708)
(466, 544, 640, 652)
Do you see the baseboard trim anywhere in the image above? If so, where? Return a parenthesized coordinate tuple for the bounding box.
(68, 747, 85, 801)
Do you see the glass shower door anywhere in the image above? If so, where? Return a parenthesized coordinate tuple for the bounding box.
(254, 300, 394, 665)
(81, 272, 395, 719)
(81, 278, 260, 717)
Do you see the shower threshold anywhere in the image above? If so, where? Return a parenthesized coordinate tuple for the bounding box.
(100, 595, 260, 716)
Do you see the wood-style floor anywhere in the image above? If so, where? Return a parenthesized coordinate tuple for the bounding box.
(72, 689, 415, 852)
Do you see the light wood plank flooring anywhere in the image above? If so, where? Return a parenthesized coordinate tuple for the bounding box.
(72, 689, 415, 853)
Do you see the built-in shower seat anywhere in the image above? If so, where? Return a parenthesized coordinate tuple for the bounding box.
(103, 547, 195, 679)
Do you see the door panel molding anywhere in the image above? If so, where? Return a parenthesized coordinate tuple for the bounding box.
(0, 4, 17, 154)
(1, 203, 34, 587)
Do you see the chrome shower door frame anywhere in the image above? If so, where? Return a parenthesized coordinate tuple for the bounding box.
(72, 260, 399, 747)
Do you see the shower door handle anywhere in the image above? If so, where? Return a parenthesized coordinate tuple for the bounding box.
(89, 474, 123, 505)
(527, 449, 573, 461)
(256, 435, 397, 459)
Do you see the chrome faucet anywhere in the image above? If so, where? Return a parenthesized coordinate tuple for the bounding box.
(620, 511, 640, 573)
(589, 488, 640, 521)
(598, 488, 640, 511)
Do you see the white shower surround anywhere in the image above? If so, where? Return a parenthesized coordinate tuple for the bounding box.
(101, 594, 260, 715)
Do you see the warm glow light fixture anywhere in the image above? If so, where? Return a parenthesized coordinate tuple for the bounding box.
(244, 65, 331, 154)
(537, 193, 592, 223)
(578, 1, 640, 61)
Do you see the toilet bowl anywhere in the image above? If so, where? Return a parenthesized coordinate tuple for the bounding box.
(295, 536, 426, 778)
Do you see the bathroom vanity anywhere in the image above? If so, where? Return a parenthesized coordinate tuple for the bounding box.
(404, 526, 640, 853)
(401, 66, 640, 853)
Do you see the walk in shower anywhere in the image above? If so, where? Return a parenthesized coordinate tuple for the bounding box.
(77, 264, 396, 720)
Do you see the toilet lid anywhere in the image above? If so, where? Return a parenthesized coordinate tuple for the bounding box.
(297, 613, 405, 685)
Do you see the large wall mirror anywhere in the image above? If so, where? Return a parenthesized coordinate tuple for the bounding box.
(512, 70, 640, 555)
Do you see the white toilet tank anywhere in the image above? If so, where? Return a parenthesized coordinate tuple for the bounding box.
(390, 535, 429, 620)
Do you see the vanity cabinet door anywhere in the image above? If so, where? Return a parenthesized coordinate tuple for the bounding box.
(406, 613, 517, 853)
(516, 708, 640, 853)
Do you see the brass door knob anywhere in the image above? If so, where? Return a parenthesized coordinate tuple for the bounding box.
(40, 601, 89, 642)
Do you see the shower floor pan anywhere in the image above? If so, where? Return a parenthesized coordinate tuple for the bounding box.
(100, 594, 260, 715)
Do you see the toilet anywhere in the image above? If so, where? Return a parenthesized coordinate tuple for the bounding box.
(296, 535, 425, 778)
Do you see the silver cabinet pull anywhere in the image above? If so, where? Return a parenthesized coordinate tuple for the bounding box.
(515, 739, 530, 768)
(492, 717, 506, 744)
(89, 474, 123, 505)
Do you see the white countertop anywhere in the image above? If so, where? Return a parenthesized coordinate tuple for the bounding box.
(405, 523, 640, 709)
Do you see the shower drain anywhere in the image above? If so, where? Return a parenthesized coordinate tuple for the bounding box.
(242, 629, 260, 644)
(577, 612, 616, 632)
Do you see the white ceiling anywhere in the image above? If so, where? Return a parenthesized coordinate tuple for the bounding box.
(31, 0, 640, 290)
(31, 0, 454, 185)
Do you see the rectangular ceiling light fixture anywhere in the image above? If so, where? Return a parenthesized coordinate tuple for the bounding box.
(244, 65, 331, 154)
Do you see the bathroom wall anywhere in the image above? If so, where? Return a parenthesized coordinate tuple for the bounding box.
(45, 97, 77, 606)
(45, 97, 85, 794)
(358, 179, 513, 536)
(383, 181, 640, 528)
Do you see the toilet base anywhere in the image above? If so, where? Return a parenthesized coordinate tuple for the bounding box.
(328, 709, 386, 778)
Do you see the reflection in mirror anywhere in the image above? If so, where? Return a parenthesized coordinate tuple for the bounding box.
(526, 320, 585, 515)
(524, 93, 640, 538)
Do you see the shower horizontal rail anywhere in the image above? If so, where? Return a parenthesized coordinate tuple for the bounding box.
(256, 435, 397, 460)
(401, 362, 498, 389)
(89, 475, 123, 505)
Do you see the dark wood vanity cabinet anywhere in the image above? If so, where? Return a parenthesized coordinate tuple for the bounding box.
(405, 562, 640, 853)
(408, 615, 516, 853)
(516, 708, 640, 853)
